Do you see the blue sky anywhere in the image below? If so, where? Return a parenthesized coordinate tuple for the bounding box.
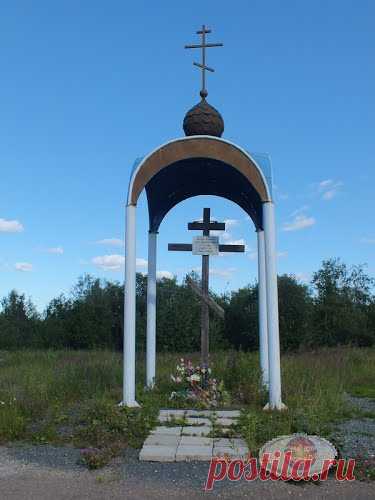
(1, 1, 374, 311)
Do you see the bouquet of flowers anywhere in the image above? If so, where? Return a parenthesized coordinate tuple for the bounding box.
(169, 358, 229, 408)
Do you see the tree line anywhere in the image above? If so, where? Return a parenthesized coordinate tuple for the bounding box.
(0, 258, 374, 352)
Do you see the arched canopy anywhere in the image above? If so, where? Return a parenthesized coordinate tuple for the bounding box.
(127, 136, 272, 232)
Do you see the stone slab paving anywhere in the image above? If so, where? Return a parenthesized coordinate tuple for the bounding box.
(180, 436, 213, 446)
(182, 425, 212, 436)
(213, 437, 249, 459)
(185, 416, 211, 425)
(185, 409, 212, 417)
(176, 445, 213, 462)
(139, 445, 177, 462)
(159, 409, 186, 417)
(151, 426, 182, 435)
(139, 409, 248, 462)
(215, 417, 236, 426)
(215, 410, 241, 418)
(144, 434, 180, 446)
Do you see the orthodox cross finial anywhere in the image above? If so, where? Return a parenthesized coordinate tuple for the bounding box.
(185, 25, 223, 99)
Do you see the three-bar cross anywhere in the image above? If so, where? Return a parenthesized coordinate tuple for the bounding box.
(185, 25, 223, 98)
(168, 208, 245, 369)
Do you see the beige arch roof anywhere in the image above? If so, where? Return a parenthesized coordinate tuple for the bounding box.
(127, 136, 271, 205)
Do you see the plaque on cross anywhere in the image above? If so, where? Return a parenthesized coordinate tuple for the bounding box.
(168, 208, 245, 369)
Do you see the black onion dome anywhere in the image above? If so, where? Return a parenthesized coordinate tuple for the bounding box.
(183, 97, 224, 137)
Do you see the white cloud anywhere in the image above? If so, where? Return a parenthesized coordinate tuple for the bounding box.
(319, 179, 333, 189)
(194, 217, 238, 226)
(92, 254, 124, 271)
(210, 267, 236, 278)
(361, 237, 375, 244)
(225, 238, 246, 246)
(0, 218, 24, 233)
(96, 238, 124, 247)
(282, 214, 316, 232)
(210, 228, 226, 238)
(197, 218, 239, 239)
(45, 247, 64, 254)
(221, 231, 231, 241)
(211, 219, 243, 248)
(318, 179, 343, 201)
(157, 270, 173, 279)
(91, 254, 147, 271)
(290, 205, 309, 217)
(295, 272, 311, 283)
(224, 219, 239, 228)
(15, 262, 33, 272)
(322, 189, 337, 200)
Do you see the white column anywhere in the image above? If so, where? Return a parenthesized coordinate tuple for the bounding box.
(263, 201, 286, 410)
(146, 231, 157, 387)
(121, 203, 139, 407)
(257, 229, 269, 388)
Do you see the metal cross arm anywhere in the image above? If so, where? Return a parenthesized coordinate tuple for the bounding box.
(168, 243, 192, 252)
(188, 221, 225, 232)
(193, 62, 214, 73)
(219, 244, 245, 252)
(185, 43, 223, 49)
(168, 243, 245, 253)
(189, 207, 223, 235)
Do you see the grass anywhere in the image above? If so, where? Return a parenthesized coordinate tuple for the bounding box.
(0, 347, 374, 468)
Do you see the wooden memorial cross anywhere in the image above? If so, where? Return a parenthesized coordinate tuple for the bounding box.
(168, 208, 245, 369)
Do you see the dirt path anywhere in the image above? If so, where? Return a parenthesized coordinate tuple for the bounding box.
(1, 445, 374, 500)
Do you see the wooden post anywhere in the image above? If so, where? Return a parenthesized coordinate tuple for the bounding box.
(201, 208, 210, 368)
(201, 254, 209, 367)
(168, 207, 245, 374)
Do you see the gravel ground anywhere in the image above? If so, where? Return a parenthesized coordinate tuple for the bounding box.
(331, 395, 375, 459)
(1, 444, 374, 499)
(1, 395, 374, 499)
(332, 418, 375, 458)
(345, 394, 375, 413)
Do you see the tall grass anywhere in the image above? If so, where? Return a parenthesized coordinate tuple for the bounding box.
(0, 347, 374, 455)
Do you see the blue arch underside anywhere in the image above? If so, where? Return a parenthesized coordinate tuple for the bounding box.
(129, 151, 273, 232)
